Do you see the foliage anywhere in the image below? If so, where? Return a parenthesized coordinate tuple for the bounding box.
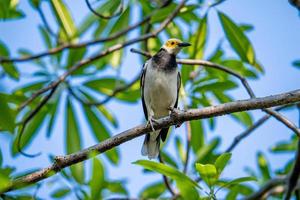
(0, 0, 298, 199)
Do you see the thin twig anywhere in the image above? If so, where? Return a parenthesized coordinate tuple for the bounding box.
(225, 105, 291, 152)
(17, 85, 58, 157)
(0, 15, 151, 63)
(2, 88, 300, 194)
(158, 154, 176, 196)
(130, 48, 300, 137)
(85, 0, 124, 20)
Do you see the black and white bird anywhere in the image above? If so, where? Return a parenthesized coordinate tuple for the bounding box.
(140, 38, 191, 159)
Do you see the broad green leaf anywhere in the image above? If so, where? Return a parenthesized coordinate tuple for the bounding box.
(51, 187, 70, 198)
(161, 151, 178, 168)
(134, 160, 200, 197)
(218, 12, 263, 72)
(106, 181, 128, 195)
(190, 15, 208, 59)
(29, 0, 41, 8)
(0, 170, 11, 193)
(66, 48, 87, 69)
(50, 0, 77, 42)
(139, 182, 165, 199)
(215, 153, 231, 175)
(12, 109, 48, 156)
(196, 163, 218, 187)
(94, 0, 121, 18)
(221, 59, 258, 79)
(0, 93, 15, 133)
(257, 152, 271, 181)
(150, 3, 177, 23)
(38, 25, 52, 49)
(90, 158, 105, 200)
(239, 24, 254, 32)
(84, 77, 140, 103)
(0, 0, 25, 20)
(96, 105, 118, 128)
(271, 136, 297, 153)
(219, 176, 256, 190)
(83, 106, 119, 165)
(66, 98, 84, 183)
(292, 60, 300, 69)
(190, 120, 204, 153)
(0, 40, 19, 79)
(225, 184, 254, 200)
(194, 80, 238, 93)
(196, 138, 220, 163)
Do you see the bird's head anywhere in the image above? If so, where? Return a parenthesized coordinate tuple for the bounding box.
(162, 38, 191, 55)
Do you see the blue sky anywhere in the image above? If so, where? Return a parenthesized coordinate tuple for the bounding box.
(1, 0, 300, 198)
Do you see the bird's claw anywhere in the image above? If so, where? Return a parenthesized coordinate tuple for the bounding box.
(147, 117, 158, 132)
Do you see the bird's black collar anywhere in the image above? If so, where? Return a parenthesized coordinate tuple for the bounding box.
(152, 48, 177, 71)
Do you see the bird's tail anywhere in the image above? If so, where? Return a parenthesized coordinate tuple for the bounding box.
(141, 130, 160, 159)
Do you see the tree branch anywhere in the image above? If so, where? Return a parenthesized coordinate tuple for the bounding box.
(130, 48, 300, 137)
(2, 89, 300, 194)
(158, 154, 177, 196)
(225, 105, 291, 152)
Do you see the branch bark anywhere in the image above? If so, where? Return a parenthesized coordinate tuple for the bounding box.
(2, 89, 300, 194)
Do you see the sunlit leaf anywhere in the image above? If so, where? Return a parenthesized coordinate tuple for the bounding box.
(139, 182, 165, 199)
(66, 98, 84, 183)
(219, 176, 257, 190)
(0, 40, 19, 79)
(90, 158, 105, 199)
(83, 106, 119, 165)
(257, 152, 271, 181)
(218, 12, 263, 72)
(196, 163, 218, 187)
(190, 120, 205, 153)
(50, 0, 77, 42)
(150, 3, 177, 23)
(215, 153, 231, 175)
(106, 181, 128, 195)
(134, 160, 200, 199)
(0, 0, 25, 20)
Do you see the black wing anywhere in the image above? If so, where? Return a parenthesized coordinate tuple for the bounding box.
(140, 62, 148, 120)
(160, 71, 181, 142)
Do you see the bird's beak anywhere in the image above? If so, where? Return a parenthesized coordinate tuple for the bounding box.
(178, 42, 191, 47)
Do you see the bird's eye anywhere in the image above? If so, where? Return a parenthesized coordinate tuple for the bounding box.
(171, 42, 175, 45)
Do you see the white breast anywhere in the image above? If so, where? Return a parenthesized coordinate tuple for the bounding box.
(144, 61, 178, 118)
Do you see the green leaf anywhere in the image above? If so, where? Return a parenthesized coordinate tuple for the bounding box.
(0, 0, 25, 20)
(51, 187, 71, 198)
(66, 48, 87, 69)
(96, 105, 118, 128)
(90, 158, 105, 200)
(215, 153, 231, 175)
(190, 120, 205, 153)
(196, 138, 220, 163)
(231, 112, 253, 127)
(0, 40, 19, 79)
(218, 12, 263, 72)
(219, 176, 257, 190)
(139, 182, 165, 199)
(29, 0, 41, 8)
(84, 77, 140, 103)
(257, 152, 271, 181)
(106, 181, 128, 195)
(50, 0, 77, 42)
(271, 136, 297, 153)
(160, 151, 178, 168)
(190, 15, 208, 59)
(196, 163, 218, 187)
(83, 106, 119, 165)
(12, 109, 48, 156)
(150, 3, 177, 23)
(134, 160, 200, 198)
(292, 60, 300, 69)
(194, 80, 238, 93)
(66, 98, 84, 183)
(0, 93, 15, 133)
(38, 25, 52, 49)
(94, 0, 121, 19)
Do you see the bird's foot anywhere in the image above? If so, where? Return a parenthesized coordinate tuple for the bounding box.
(168, 107, 183, 128)
(147, 117, 159, 132)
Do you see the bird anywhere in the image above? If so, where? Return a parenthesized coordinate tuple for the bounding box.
(140, 38, 191, 159)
